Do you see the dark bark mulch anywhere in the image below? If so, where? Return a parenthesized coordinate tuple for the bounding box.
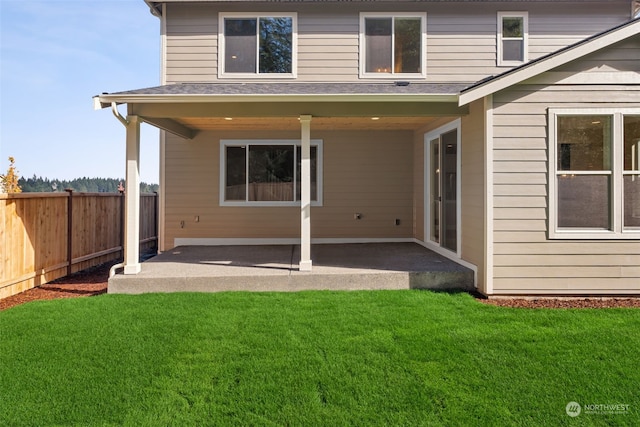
(478, 296, 640, 309)
(0, 262, 113, 311)
(2, 263, 638, 310)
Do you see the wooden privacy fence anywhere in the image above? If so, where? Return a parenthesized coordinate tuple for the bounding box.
(0, 192, 158, 299)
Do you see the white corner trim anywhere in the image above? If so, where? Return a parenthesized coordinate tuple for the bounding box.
(484, 95, 494, 295)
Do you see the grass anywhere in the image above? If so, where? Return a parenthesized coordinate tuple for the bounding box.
(0, 291, 638, 426)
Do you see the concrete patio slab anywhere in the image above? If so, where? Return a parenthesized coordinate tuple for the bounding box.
(108, 243, 475, 294)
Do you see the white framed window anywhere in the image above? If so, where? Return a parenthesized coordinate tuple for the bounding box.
(497, 12, 528, 66)
(220, 140, 323, 206)
(359, 12, 427, 79)
(218, 13, 297, 78)
(549, 108, 640, 239)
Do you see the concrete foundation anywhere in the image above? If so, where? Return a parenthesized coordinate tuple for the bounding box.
(108, 243, 475, 294)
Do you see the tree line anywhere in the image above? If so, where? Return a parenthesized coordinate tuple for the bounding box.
(18, 176, 159, 193)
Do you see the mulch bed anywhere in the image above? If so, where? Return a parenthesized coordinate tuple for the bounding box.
(1, 263, 639, 311)
(0, 262, 113, 311)
(478, 296, 640, 309)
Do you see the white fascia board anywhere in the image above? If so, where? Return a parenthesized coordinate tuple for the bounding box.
(94, 93, 459, 108)
(459, 19, 640, 106)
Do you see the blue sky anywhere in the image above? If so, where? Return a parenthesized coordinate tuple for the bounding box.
(1, 0, 161, 184)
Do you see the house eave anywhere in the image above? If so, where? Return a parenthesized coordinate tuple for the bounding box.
(94, 93, 459, 110)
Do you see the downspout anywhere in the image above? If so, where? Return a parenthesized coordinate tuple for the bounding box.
(111, 102, 129, 127)
(109, 263, 125, 278)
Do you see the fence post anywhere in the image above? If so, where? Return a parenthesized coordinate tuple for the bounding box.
(65, 189, 73, 276)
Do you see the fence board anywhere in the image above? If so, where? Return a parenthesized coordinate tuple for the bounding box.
(0, 192, 157, 299)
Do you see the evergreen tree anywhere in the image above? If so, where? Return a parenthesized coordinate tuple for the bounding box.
(17, 176, 158, 193)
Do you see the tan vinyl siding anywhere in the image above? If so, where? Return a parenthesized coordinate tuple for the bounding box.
(298, 13, 359, 81)
(491, 41, 640, 294)
(162, 2, 630, 83)
(165, 3, 217, 83)
(163, 130, 413, 250)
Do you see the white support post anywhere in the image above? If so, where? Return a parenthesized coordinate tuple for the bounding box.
(124, 115, 142, 274)
(299, 115, 313, 271)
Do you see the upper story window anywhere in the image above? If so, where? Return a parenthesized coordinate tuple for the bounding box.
(548, 109, 640, 239)
(359, 12, 427, 79)
(219, 13, 297, 78)
(497, 12, 528, 66)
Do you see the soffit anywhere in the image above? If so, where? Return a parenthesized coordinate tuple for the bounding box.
(177, 116, 443, 131)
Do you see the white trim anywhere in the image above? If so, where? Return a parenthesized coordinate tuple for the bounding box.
(159, 130, 166, 252)
(158, 4, 167, 253)
(174, 237, 416, 246)
(548, 107, 640, 239)
(300, 115, 312, 271)
(484, 95, 494, 295)
(96, 93, 458, 106)
(124, 116, 142, 274)
(218, 12, 298, 79)
(219, 139, 323, 207)
(459, 19, 640, 106)
(525, 71, 640, 85)
(424, 119, 462, 257)
(160, 3, 167, 85)
(359, 12, 427, 80)
(497, 11, 528, 67)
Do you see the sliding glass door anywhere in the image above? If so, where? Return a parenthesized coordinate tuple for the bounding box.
(426, 122, 459, 253)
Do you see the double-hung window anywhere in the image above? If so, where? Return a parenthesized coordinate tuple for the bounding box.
(221, 140, 323, 206)
(359, 12, 426, 78)
(497, 12, 528, 66)
(219, 13, 297, 78)
(549, 109, 640, 239)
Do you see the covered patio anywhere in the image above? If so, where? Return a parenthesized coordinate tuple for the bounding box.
(108, 242, 474, 293)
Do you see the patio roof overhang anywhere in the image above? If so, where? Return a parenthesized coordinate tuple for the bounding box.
(96, 82, 470, 275)
(93, 82, 470, 139)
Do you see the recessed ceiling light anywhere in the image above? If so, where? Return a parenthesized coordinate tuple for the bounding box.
(371, 117, 380, 121)
(224, 117, 233, 121)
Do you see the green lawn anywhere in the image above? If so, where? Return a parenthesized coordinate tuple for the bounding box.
(1, 291, 638, 426)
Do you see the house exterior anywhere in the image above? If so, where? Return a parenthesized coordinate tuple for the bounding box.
(94, 0, 640, 295)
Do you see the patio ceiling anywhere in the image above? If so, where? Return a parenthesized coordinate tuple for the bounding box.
(176, 116, 445, 131)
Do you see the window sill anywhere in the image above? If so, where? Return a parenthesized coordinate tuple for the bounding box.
(221, 201, 323, 208)
(497, 61, 526, 68)
(359, 73, 426, 80)
(549, 229, 640, 240)
(218, 73, 297, 80)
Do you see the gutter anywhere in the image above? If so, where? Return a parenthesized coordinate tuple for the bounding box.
(144, 1, 162, 17)
(93, 93, 460, 109)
